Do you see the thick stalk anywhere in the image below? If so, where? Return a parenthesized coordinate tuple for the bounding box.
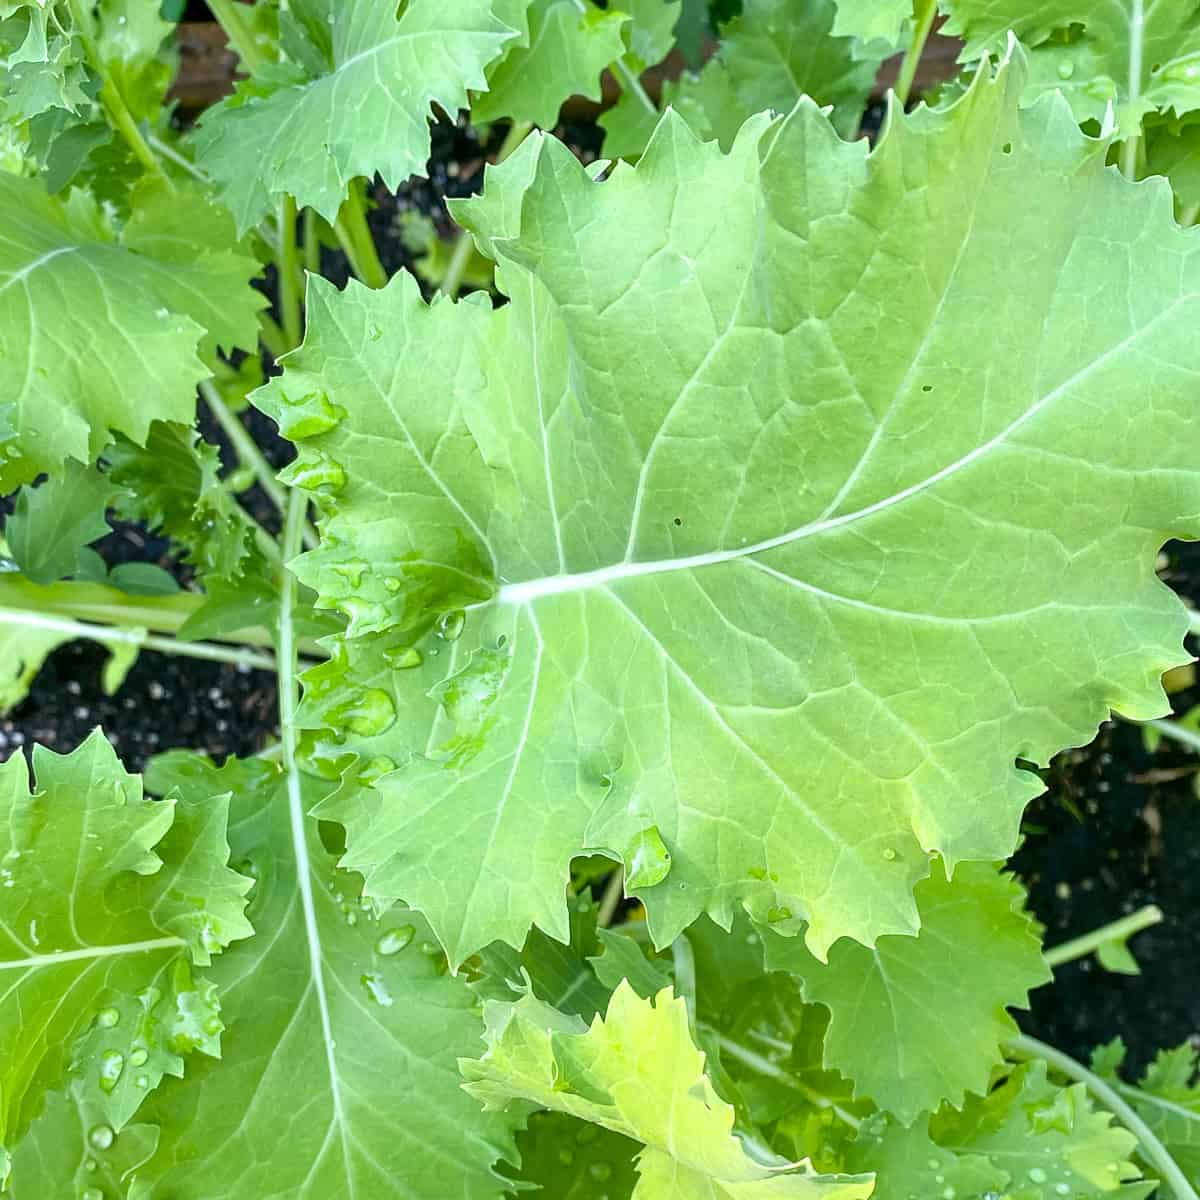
(671, 933, 697, 1027)
(596, 868, 625, 927)
(0, 608, 277, 671)
(65, 0, 172, 187)
(277, 195, 303, 348)
(334, 181, 388, 289)
(440, 119, 533, 298)
(198, 380, 319, 552)
(303, 208, 321, 276)
(713, 1033, 862, 1130)
(1141, 717, 1200, 755)
(1007, 1034, 1199, 1200)
(1180, 202, 1200, 228)
(1043, 904, 1163, 968)
(208, 0, 265, 72)
(258, 312, 289, 360)
(894, 0, 938, 108)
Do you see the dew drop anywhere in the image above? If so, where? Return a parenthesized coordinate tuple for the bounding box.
(279, 391, 348, 440)
(82, 1189, 104, 1200)
(130, 1047, 149, 1068)
(883, 847, 897, 861)
(368, 324, 382, 341)
(1057, 61, 1075, 79)
(942, 1188, 956, 1200)
(283, 451, 347, 494)
(346, 911, 358, 926)
(590, 1163, 613, 1182)
(88, 1124, 115, 1151)
(766, 905, 793, 924)
(383, 577, 401, 592)
(384, 645, 422, 671)
(927, 1159, 940, 1170)
(557, 1147, 575, 1166)
(98, 1050, 124, 1093)
(1029, 1168, 1048, 1184)
(624, 825, 671, 889)
(437, 610, 466, 642)
(203, 1016, 223, 1036)
(376, 925, 415, 956)
(97, 1007, 120, 1029)
(361, 972, 394, 1006)
(136, 1074, 150, 1089)
(1055, 1186, 1070, 1196)
(358, 755, 397, 785)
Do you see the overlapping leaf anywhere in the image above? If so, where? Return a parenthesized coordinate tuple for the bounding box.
(945, 0, 1200, 138)
(472, 0, 629, 129)
(0, 177, 264, 487)
(127, 753, 520, 1199)
(0, 732, 251, 1177)
(260, 52, 1200, 969)
(192, 0, 522, 230)
(462, 981, 875, 1198)
(761, 861, 1051, 1121)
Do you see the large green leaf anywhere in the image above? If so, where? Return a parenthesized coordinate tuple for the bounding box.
(761, 862, 1050, 1122)
(944, 0, 1200, 138)
(127, 753, 520, 1199)
(192, 0, 521, 231)
(0, 177, 264, 487)
(462, 981, 875, 1198)
(0, 2, 90, 127)
(472, 0, 629, 129)
(830, 0, 912, 49)
(258, 54, 1200, 969)
(0, 731, 251, 1174)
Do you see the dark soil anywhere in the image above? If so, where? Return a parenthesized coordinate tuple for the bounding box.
(11, 104, 1200, 1080)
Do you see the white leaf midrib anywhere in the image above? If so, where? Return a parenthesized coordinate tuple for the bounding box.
(0, 935, 184, 972)
(495, 293, 1189, 606)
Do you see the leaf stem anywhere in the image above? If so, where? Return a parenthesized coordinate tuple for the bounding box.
(334, 180, 388, 289)
(207, 0, 265, 72)
(671, 932, 697, 1027)
(1180, 202, 1200, 227)
(0, 608, 277, 671)
(596, 868, 625, 927)
(894, 0, 938, 108)
(258, 311, 289, 360)
(1006, 1033, 1199, 1200)
(1043, 904, 1163, 969)
(303, 207, 320, 276)
(1191, 610, 1200, 636)
(66, 0, 173, 188)
(277, 195, 303, 349)
(612, 56, 658, 117)
(712, 1032, 863, 1130)
(1140, 717, 1200, 755)
(146, 133, 208, 182)
(198, 380, 318, 551)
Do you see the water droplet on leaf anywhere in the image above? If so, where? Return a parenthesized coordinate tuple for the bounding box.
(360, 972, 394, 1006)
(130, 1047, 148, 1067)
(1029, 1168, 1048, 1184)
(1057, 61, 1075, 79)
(331, 688, 397, 737)
(88, 1124, 114, 1151)
(624, 826, 671, 889)
(437, 610, 466, 641)
(98, 1050, 124, 1093)
(97, 1007, 120, 1028)
(767, 905, 792, 923)
(590, 1163, 613, 1182)
(358, 755, 397, 785)
(376, 925, 415, 956)
(384, 645, 422, 670)
(883, 847, 897, 861)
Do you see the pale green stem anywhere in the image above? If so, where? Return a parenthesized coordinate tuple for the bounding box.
(0, 577, 328, 658)
(596, 868, 625, 928)
(334, 181, 388, 289)
(1120, 135, 1141, 181)
(198, 380, 318, 552)
(1189, 610, 1200, 635)
(146, 133, 208, 182)
(440, 119, 533, 298)
(1179, 201, 1200, 227)
(66, 0, 172, 187)
(0, 608, 277, 671)
(894, 0, 938, 108)
(612, 57, 658, 116)
(208, 0, 265, 72)
(277, 195, 303, 349)
(1141, 717, 1200, 755)
(671, 933, 697, 1027)
(1007, 1034, 1200, 1200)
(713, 1033, 862, 1130)
(303, 208, 320, 276)
(258, 312, 289, 360)
(1043, 904, 1163, 969)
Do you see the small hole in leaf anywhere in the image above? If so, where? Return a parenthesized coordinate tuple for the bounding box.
(921, 384, 933, 393)
(673, 517, 682, 526)
(1002, 142, 1013, 154)
(496, 634, 508, 649)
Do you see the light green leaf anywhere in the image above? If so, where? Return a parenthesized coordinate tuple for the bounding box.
(830, 0, 912, 50)
(462, 981, 875, 1198)
(931, 1061, 1153, 1198)
(599, 85, 664, 158)
(590, 927, 673, 999)
(6, 1089, 158, 1200)
(620, 0, 682, 70)
(473, 0, 629, 129)
(944, 0, 1200, 137)
(192, 0, 521, 230)
(7, 461, 123, 584)
(128, 752, 520, 1199)
(103, 423, 260, 585)
(1145, 112, 1200, 209)
(0, 2, 91, 126)
(761, 862, 1051, 1122)
(261, 55, 1200, 969)
(843, 1114, 1006, 1200)
(0, 732, 251, 1169)
(0, 177, 265, 488)
(662, 0, 878, 147)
